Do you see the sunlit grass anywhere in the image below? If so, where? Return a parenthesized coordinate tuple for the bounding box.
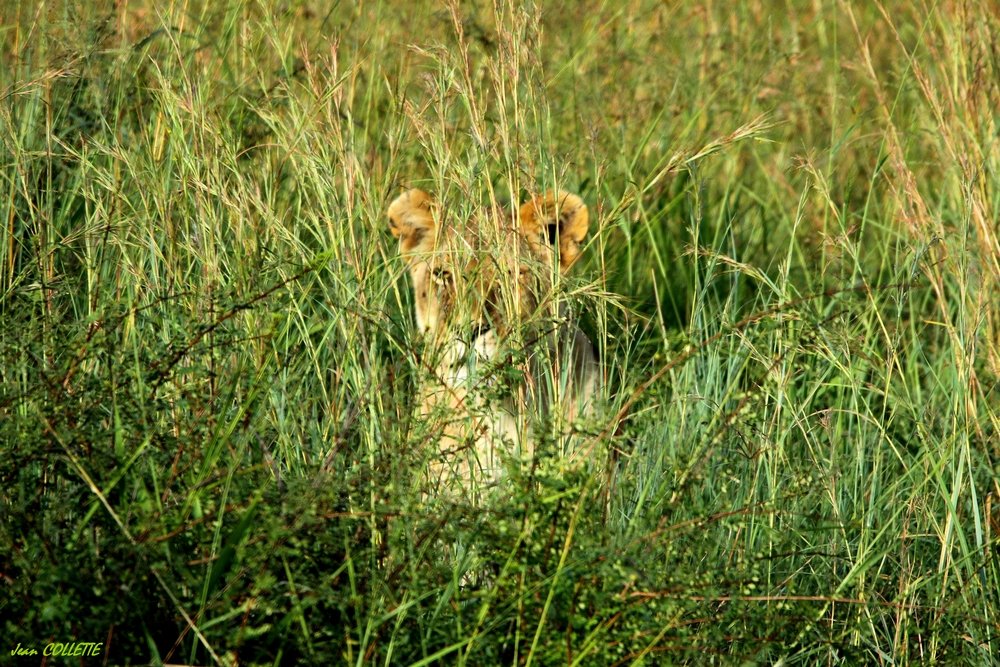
(2, 0, 999, 664)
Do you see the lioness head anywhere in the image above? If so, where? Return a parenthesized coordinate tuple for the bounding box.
(387, 188, 589, 355)
(388, 187, 597, 483)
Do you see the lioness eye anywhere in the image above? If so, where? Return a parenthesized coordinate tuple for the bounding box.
(432, 268, 452, 285)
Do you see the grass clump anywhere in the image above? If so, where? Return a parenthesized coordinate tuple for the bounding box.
(2, 0, 1000, 664)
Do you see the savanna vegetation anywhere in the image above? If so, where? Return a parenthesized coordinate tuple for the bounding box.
(3, 0, 1000, 664)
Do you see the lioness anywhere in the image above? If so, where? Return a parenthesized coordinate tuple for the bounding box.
(388, 188, 599, 489)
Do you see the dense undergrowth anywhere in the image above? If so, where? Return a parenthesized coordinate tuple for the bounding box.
(2, 0, 1000, 664)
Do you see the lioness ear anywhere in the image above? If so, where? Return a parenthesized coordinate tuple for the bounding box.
(518, 191, 589, 272)
(387, 189, 435, 255)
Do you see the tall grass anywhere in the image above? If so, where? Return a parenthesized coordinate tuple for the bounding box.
(2, 0, 999, 664)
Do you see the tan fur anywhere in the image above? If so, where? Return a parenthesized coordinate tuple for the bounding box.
(388, 188, 599, 490)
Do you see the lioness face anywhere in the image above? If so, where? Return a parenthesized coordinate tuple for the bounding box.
(387, 189, 589, 369)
